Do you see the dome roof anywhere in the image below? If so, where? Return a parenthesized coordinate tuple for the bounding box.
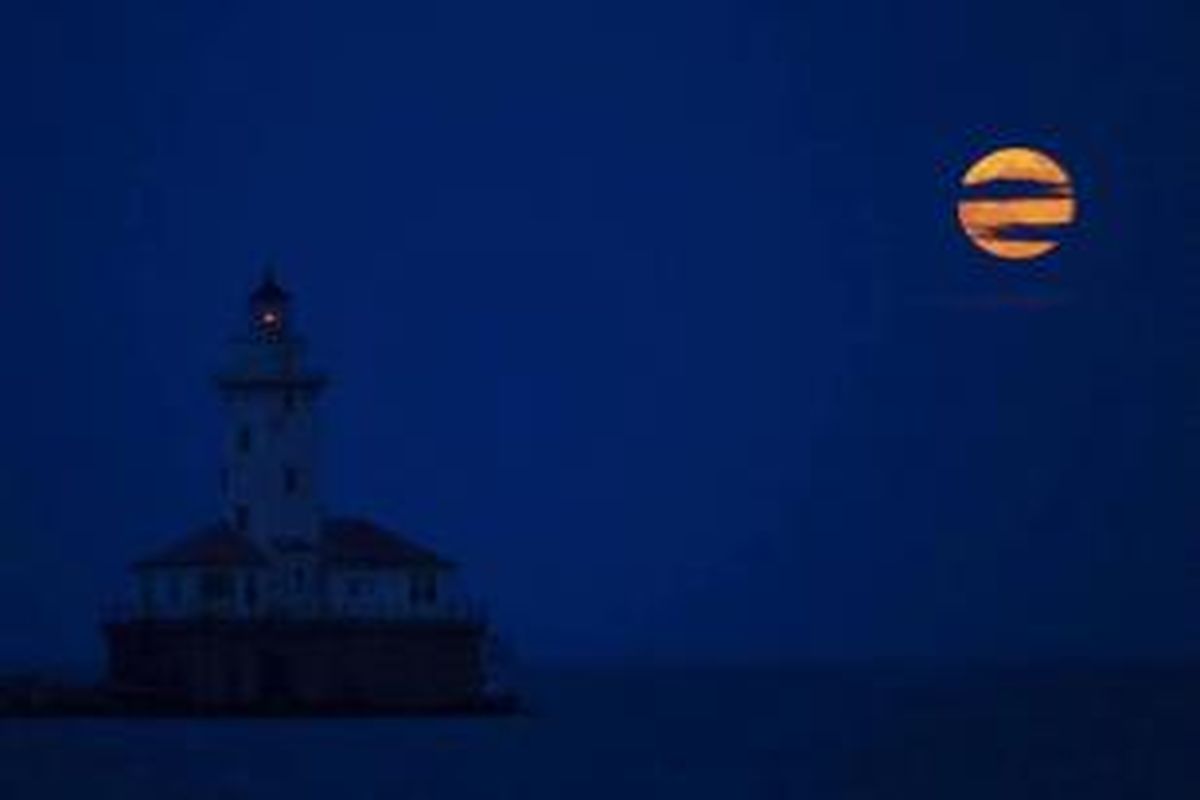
(249, 269, 289, 305)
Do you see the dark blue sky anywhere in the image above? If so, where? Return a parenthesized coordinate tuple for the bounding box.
(0, 0, 1196, 666)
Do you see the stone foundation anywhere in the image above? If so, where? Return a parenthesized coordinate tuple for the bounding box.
(105, 619, 487, 711)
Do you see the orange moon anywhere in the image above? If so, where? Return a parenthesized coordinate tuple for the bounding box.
(957, 147, 1076, 260)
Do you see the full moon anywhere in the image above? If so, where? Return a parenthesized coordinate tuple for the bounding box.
(957, 147, 1076, 260)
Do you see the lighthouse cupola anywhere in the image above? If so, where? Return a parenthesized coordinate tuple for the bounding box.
(249, 268, 290, 341)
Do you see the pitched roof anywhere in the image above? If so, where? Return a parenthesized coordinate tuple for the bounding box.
(133, 518, 453, 570)
(133, 523, 269, 569)
(320, 517, 454, 569)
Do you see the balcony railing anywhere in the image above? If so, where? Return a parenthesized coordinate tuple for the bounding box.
(102, 597, 488, 626)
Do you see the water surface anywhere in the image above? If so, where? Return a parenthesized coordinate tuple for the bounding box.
(0, 666, 1195, 798)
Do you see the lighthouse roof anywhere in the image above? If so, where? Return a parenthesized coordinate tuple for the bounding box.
(249, 269, 289, 304)
(320, 518, 455, 569)
(134, 522, 270, 569)
(134, 518, 453, 570)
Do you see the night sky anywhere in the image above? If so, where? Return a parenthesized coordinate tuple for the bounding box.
(0, 0, 1196, 667)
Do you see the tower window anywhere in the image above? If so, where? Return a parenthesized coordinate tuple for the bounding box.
(140, 575, 154, 614)
(244, 575, 258, 610)
(237, 426, 252, 454)
(234, 504, 249, 532)
(284, 466, 299, 494)
(200, 571, 233, 601)
(409, 573, 437, 605)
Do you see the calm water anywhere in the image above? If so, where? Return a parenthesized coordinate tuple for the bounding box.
(0, 666, 1196, 798)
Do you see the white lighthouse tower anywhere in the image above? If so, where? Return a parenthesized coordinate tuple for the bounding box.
(215, 270, 327, 544)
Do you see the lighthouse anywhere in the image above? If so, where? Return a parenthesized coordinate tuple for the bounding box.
(216, 270, 326, 546)
(104, 272, 493, 711)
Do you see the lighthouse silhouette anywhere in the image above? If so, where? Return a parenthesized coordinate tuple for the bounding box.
(104, 270, 498, 713)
